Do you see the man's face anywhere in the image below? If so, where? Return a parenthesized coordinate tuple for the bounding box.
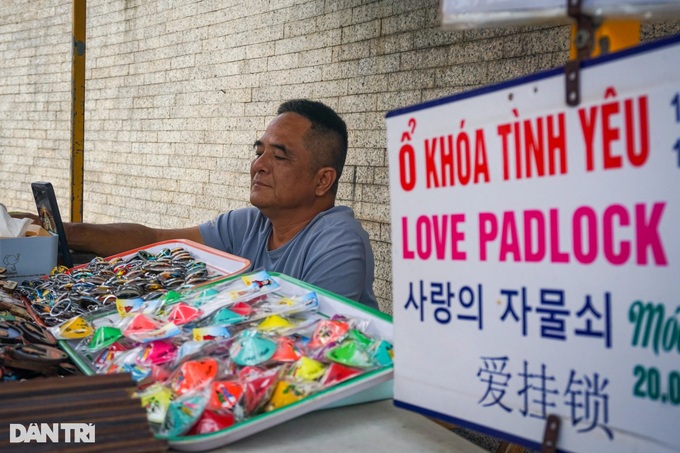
(250, 112, 318, 213)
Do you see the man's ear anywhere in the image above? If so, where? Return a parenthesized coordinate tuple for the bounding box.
(315, 167, 337, 196)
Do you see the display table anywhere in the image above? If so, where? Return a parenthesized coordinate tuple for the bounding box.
(184, 399, 487, 453)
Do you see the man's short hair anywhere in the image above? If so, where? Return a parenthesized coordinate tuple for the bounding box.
(277, 99, 347, 195)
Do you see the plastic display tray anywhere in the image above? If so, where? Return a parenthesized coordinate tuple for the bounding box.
(106, 239, 251, 278)
(60, 272, 393, 451)
(20, 239, 251, 328)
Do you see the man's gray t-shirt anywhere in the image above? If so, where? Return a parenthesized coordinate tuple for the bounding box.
(198, 206, 378, 310)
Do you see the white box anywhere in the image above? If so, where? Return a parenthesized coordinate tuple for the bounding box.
(0, 225, 58, 281)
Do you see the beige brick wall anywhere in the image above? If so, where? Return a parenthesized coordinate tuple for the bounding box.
(1, 0, 679, 313)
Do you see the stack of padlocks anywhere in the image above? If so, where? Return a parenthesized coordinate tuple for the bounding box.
(15, 250, 393, 439)
(0, 286, 78, 380)
(16, 247, 215, 327)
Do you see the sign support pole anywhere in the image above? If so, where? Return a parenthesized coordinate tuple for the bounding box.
(565, 0, 641, 107)
(70, 0, 86, 223)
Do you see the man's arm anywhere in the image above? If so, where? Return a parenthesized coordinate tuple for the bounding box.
(65, 222, 204, 257)
(10, 211, 205, 256)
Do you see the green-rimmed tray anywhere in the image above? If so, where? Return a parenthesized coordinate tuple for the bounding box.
(60, 272, 393, 452)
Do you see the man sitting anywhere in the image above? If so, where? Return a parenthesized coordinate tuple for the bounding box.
(57, 99, 378, 309)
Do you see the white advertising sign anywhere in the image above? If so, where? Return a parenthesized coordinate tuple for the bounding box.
(440, 0, 680, 29)
(387, 35, 680, 452)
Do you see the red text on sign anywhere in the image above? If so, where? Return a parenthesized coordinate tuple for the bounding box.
(424, 126, 490, 189)
(496, 111, 567, 181)
(578, 91, 649, 172)
(478, 202, 667, 266)
(402, 214, 467, 260)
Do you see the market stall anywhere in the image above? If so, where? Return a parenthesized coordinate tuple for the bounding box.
(0, 240, 405, 451)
